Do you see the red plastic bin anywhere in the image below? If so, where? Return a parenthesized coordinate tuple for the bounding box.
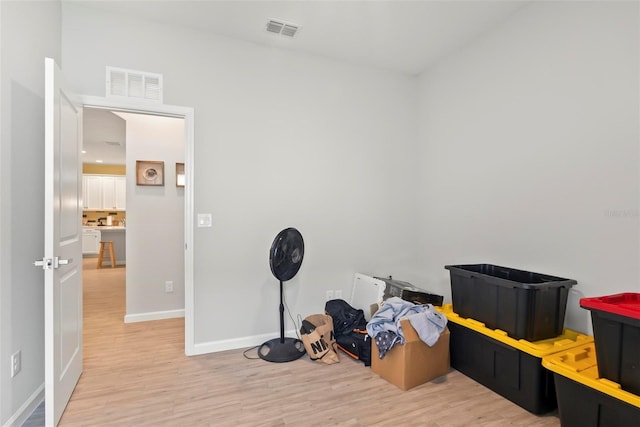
(580, 293, 640, 395)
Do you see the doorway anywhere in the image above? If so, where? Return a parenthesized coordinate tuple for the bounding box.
(82, 107, 186, 321)
(81, 97, 195, 354)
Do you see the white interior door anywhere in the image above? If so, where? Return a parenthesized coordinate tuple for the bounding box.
(41, 57, 83, 426)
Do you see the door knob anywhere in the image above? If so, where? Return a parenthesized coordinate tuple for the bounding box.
(33, 257, 72, 270)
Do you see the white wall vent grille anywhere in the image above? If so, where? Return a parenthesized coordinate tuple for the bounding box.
(266, 19, 300, 38)
(266, 20, 284, 34)
(106, 66, 163, 103)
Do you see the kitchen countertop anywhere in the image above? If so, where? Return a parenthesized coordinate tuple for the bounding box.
(82, 226, 126, 264)
(83, 226, 126, 231)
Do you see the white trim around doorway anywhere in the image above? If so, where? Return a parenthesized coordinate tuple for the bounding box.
(81, 95, 196, 356)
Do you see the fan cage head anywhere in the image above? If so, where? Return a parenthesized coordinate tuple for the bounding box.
(269, 227, 304, 282)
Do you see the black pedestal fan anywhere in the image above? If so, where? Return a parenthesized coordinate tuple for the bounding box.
(258, 227, 306, 363)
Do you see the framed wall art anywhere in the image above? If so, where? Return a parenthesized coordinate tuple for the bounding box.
(176, 162, 185, 187)
(136, 160, 164, 186)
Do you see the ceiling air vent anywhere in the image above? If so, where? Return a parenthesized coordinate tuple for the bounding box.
(266, 19, 300, 38)
(106, 66, 163, 103)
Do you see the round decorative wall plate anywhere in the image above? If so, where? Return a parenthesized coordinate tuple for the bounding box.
(144, 168, 158, 180)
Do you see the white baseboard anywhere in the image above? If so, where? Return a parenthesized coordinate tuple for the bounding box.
(189, 329, 298, 356)
(124, 308, 184, 323)
(2, 383, 44, 427)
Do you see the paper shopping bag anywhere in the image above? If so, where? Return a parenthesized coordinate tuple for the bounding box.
(300, 314, 339, 364)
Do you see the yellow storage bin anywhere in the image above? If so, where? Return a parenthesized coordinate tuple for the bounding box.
(438, 304, 593, 414)
(542, 343, 640, 426)
(438, 304, 593, 356)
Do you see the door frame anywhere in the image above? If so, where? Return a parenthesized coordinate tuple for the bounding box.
(82, 95, 195, 355)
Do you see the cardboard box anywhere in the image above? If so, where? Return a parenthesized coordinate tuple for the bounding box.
(371, 319, 450, 390)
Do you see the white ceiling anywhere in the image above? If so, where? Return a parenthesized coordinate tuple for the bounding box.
(74, 0, 528, 75)
(83, 107, 127, 165)
(80, 0, 529, 165)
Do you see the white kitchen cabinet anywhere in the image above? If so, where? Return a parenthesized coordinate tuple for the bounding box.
(82, 228, 101, 254)
(114, 176, 126, 210)
(102, 176, 116, 209)
(83, 175, 103, 210)
(83, 174, 126, 211)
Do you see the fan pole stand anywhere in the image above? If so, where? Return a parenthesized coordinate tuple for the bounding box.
(258, 280, 305, 363)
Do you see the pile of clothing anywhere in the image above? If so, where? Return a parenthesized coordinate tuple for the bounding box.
(366, 297, 447, 359)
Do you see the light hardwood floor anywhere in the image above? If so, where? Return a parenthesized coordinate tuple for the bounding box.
(35, 258, 561, 426)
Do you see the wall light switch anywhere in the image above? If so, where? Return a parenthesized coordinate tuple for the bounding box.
(197, 213, 212, 228)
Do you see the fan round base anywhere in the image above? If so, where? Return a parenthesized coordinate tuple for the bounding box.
(258, 337, 306, 363)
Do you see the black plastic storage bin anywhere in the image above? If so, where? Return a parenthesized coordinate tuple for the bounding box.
(445, 264, 577, 341)
(447, 322, 557, 414)
(441, 304, 592, 415)
(580, 293, 640, 395)
(553, 374, 639, 427)
(542, 342, 640, 427)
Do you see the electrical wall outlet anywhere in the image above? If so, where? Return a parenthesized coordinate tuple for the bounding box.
(11, 350, 21, 378)
(165, 281, 174, 293)
(325, 290, 334, 300)
(334, 290, 343, 299)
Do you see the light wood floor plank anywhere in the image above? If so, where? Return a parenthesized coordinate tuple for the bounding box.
(50, 258, 562, 426)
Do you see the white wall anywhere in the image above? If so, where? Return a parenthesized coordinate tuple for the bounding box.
(59, 1, 636, 350)
(416, 1, 639, 334)
(61, 4, 420, 346)
(121, 113, 185, 319)
(0, 2, 61, 425)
